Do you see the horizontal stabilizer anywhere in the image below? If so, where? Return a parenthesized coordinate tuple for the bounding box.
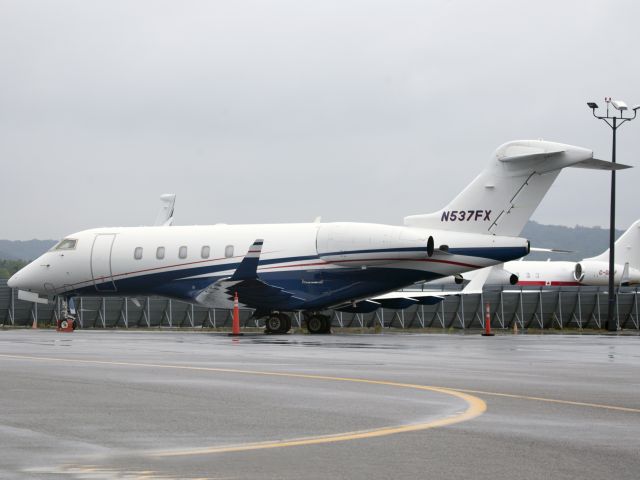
(530, 247, 573, 254)
(570, 158, 631, 170)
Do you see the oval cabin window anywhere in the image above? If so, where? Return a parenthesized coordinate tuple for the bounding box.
(179, 246, 188, 259)
(201, 246, 210, 259)
(134, 247, 143, 260)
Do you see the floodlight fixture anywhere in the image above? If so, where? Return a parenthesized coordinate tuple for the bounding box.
(611, 100, 628, 111)
(587, 102, 599, 109)
(633, 105, 640, 112)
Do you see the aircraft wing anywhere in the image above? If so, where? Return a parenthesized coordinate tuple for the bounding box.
(363, 266, 496, 310)
(457, 265, 493, 293)
(369, 287, 460, 308)
(194, 239, 303, 310)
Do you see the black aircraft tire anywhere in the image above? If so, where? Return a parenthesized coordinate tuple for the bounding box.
(306, 315, 324, 334)
(265, 315, 282, 334)
(277, 313, 292, 334)
(321, 316, 332, 334)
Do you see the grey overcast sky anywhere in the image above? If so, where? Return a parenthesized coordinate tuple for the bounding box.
(1, 0, 639, 240)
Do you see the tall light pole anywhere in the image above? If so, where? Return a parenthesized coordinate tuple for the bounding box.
(588, 98, 639, 331)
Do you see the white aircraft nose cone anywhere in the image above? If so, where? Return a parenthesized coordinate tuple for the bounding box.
(7, 272, 18, 288)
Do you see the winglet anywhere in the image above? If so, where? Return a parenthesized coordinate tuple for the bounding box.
(230, 239, 264, 281)
(460, 266, 493, 294)
(621, 262, 630, 287)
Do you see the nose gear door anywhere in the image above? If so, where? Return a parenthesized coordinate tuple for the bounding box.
(91, 234, 117, 292)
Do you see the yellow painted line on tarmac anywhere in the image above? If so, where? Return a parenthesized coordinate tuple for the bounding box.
(0, 353, 485, 456)
(153, 387, 484, 457)
(454, 388, 640, 414)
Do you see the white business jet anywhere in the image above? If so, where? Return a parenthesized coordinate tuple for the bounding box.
(422, 219, 640, 292)
(488, 219, 640, 287)
(8, 140, 626, 333)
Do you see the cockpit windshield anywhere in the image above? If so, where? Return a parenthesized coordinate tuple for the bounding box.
(52, 238, 78, 250)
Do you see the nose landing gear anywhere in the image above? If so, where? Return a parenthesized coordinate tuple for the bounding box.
(57, 296, 77, 332)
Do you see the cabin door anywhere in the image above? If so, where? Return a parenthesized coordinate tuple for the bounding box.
(91, 234, 117, 292)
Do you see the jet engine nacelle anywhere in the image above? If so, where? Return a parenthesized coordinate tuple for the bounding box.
(316, 223, 434, 266)
(316, 223, 529, 269)
(487, 268, 519, 286)
(573, 261, 640, 286)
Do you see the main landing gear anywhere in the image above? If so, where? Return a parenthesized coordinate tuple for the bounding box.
(305, 313, 331, 334)
(264, 313, 292, 334)
(261, 312, 332, 334)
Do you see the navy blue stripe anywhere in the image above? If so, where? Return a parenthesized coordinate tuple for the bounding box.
(260, 254, 318, 265)
(320, 247, 429, 256)
(320, 246, 527, 263)
(448, 247, 528, 262)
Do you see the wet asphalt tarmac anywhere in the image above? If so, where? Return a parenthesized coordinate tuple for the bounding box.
(0, 329, 639, 480)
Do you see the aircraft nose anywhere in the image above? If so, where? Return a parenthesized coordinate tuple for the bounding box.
(7, 271, 19, 288)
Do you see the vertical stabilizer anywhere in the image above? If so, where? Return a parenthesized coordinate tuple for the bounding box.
(155, 194, 176, 226)
(404, 140, 625, 237)
(586, 219, 640, 268)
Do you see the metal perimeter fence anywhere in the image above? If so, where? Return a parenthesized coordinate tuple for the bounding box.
(0, 279, 639, 330)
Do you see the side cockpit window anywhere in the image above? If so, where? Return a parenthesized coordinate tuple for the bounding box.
(53, 238, 78, 250)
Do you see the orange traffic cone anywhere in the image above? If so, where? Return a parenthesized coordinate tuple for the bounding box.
(482, 302, 495, 336)
(229, 292, 243, 336)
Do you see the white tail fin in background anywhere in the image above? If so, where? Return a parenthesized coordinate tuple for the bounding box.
(404, 140, 629, 237)
(586, 219, 640, 268)
(154, 193, 176, 226)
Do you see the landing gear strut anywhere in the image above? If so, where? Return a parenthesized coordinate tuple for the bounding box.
(58, 296, 78, 331)
(264, 313, 291, 334)
(306, 314, 331, 334)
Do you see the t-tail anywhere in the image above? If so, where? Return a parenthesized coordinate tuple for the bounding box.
(404, 140, 630, 237)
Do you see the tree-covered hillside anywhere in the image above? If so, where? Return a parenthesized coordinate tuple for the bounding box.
(0, 239, 56, 262)
(522, 221, 623, 261)
(0, 259, 28, 279)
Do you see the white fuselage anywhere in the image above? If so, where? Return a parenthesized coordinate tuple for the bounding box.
(9, 222, 529, 311)
(506, 259, 640, 287)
